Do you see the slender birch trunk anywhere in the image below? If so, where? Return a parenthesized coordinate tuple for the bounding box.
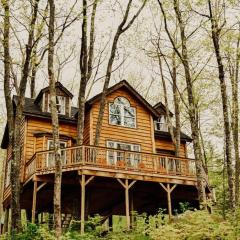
(77, 0, 98, 145)
(208, 0, 235, 209)
(94, 0, 147, 145)
(48, 0, 62, 237)
(157, 0, 206, 204)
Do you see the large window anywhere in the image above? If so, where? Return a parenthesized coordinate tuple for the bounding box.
(48, 95, 66, 115)
(107, 141, 140, 167)
(154, 116, 168, 131)
(47, 140, 67, 167)
(109, 97, 136, 128)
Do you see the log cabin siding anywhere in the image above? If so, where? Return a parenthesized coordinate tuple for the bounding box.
(25, 117, 77, 164)
(91, 89, 153, 152)
(83, 110, 90, 145)
(155, 138, 186, 158)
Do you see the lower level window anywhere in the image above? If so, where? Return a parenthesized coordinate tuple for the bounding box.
(107, 141, 140, 167)
(47, 140, 67, 167)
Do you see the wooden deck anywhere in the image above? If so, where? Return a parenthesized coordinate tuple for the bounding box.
(25, 145, 198, 186)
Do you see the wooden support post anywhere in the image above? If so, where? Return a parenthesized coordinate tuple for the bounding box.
(159, 183, 177, 221)
(125, 179, 130, 231)
(130, 192, 134, 229)
(166, 184, 172, 219)
(3, 207, 9, 233)
(80, 174, 85, 235)
(117, 179, 136, 231)
(32, 181, 38, 223)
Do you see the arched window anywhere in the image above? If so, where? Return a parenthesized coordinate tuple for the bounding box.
(109, 97, 136, 128)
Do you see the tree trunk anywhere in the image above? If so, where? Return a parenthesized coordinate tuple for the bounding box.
(208, 0, 235, 209)
(232, 28, 240, 205)
(2, 0, 39, 231)
(77, 0, 98, 145)
(171, 52, 181, 157)
(48, 0, 62, 238)
(94, 0, 147, 145)
(157, 0, 206, 204)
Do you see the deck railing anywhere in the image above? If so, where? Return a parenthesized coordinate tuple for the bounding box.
(25, 145, 197, 180)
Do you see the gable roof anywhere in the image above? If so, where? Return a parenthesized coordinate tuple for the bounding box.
(154, 102, 174, 117)
(155, 129, 192, 142)
(84, 80, 160, 118)
(34, 81, 73, 104)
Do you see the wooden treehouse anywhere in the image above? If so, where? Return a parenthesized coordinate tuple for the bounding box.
(1, 80, 210, 232)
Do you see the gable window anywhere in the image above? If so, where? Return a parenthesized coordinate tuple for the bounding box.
(47, 140, 67, 167)
(107, 141, 140, 167)
(154, 116, 168, 131)
(48, 95, 66, 115)
(109, 97, 136, 128)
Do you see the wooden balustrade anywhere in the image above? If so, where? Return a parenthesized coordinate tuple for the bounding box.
(25, 145, 197, 181)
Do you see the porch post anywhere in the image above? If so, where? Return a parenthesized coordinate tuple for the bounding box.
(32, 181, 38, 223)
(130, 191, 134, 229)
(125, 179, 130, 231)
(159, 183, 177, 220)
(166, 184, 172, 218)
(80, 174, 85, 235)
(117, 179, 136, 231)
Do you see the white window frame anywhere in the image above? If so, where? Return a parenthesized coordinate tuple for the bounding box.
(47, 140, 67, 167)
(5, 160, 11, 188)
(106, 140, 140, 167)
(47, 94, 66, 115)
(109, 97, 136, 128)
(154, 116, 168, 132)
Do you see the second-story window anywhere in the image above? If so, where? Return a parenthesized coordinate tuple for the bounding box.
(109, 97, 136, 128)
(48, 95, 66, 115)
(56, 96, 66, 114)
(155, 116, 168, 131)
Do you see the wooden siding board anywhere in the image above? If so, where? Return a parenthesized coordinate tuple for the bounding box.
(91, 88, 153, 153)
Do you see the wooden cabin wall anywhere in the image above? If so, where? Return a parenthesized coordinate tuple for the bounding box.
(91, 88, 153, 153)
(83, 110, 90, 145)
(42, 88, 71, 117)
(24, 117, 77, 164)
(155, 138, 186, 158)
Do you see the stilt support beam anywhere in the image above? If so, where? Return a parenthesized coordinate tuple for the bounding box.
(117, 179, 136, 231)
(32, 181, 38, 223)
(159, 183, 177, 220)
(80, 175, 94, 235)
(32, 181, 47, 223)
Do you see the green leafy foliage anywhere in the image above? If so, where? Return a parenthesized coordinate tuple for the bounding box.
(1, 210, 239, 240)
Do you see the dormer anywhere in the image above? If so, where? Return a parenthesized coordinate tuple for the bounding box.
(34, 82, 73, 117)
(153, 102, 173, 132)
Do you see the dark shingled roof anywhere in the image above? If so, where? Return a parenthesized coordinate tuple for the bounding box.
(13, 96, 78, 123)
(34, 81, 73, 104)
(155, 130, 192, 142)
(154, 102, 174, 117)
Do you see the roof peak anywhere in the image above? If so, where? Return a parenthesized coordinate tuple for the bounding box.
(34, 81, 73, 104)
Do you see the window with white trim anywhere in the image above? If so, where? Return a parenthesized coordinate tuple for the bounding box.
(107, 141, 140, 167)
(109, 97, 136, 128)
(47, 140, 67, 167)
(154, 116, 168, 131)
(48, 95, 66, 115)
(5, 160, 11, 187)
